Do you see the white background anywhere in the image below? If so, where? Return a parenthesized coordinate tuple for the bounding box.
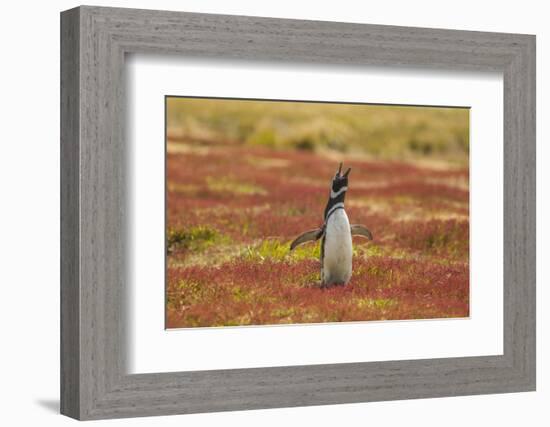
(129, 57, 503, 373)
(0, 1, 546, 426)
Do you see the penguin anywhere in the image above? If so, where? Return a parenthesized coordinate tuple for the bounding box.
(289, 163, 373, 287)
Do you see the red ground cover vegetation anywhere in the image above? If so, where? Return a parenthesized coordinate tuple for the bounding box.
(166, 143, 469, 328)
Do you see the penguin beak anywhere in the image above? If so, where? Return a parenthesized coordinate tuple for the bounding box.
(337, 162, 343, 176)
(343, 167, 351, 177)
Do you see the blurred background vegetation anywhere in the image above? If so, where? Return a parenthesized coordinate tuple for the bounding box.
(166, 97, 469, 163)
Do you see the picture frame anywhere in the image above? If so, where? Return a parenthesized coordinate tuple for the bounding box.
(60, 5, 536, 420)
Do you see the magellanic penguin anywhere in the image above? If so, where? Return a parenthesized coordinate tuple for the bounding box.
(290, 163, 373, 287)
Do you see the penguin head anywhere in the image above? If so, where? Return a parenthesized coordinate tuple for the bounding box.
(331, 162, 351, 195)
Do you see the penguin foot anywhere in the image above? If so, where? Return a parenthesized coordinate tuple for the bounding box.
(305, 280, 322, 288)
(320, 282, 347, 289)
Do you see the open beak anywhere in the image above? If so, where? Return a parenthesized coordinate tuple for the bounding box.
(337, 162, 343, 176)
(343, 167, 351, 177)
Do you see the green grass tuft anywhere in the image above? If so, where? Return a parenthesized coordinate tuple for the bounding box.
(242, 239, 320, 262)
(356, 298, 397, 309)
(247, 128, 277, 148)
(167, 225, 221, 252)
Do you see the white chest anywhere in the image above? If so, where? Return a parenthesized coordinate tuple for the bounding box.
(322, 209, 353, 285)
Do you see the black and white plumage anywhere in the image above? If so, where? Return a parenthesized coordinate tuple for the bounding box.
(290, 163, 373, 287)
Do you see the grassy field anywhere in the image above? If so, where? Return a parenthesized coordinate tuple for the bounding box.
(166, 98, 469, 328)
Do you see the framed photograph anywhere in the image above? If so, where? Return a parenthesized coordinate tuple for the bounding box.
(60, 6, 536, 420)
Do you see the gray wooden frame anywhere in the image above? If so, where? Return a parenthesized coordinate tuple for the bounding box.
(60, 5, 536, 421)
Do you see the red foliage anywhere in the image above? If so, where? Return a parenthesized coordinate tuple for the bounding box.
(166, 145, 469, 327)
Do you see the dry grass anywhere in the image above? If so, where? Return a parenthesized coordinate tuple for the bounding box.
(167, 98, 469, 163)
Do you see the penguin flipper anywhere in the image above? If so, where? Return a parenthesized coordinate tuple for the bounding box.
(350, 224, 373, 240)
(290, 228, 324, 251)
